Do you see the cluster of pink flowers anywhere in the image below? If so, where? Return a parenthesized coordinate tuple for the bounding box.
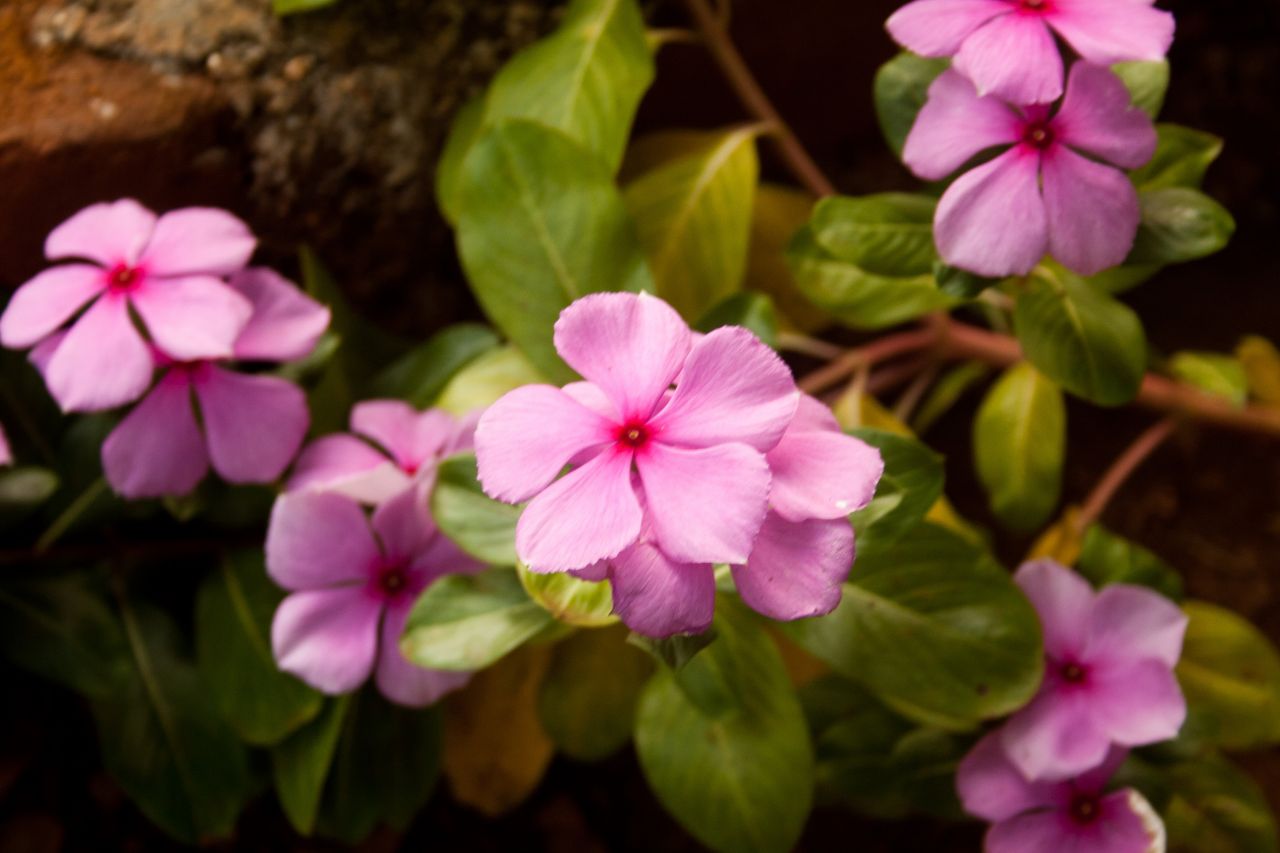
(474, 292, 884, 637)
(887, 0, 1173, 276)
(957, 560, 1187, 851)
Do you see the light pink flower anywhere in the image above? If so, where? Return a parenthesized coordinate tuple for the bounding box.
(904, 64, 1157, 277)
(958, 732, 1164, 853)
(266, 488, 483, 706)
(0, 200, 257, 412)
(100, 268, 329, 498)
(0, 423, 10, 466)
(1002, 560, 1187, 782)
(475, 292, 798, 577)
(288, 401, 477, 505)
(887, 0, 1175, 105)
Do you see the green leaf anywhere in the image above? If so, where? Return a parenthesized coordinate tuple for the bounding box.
(371, 323, 500, 407)
(92, 601, 253, 844)
(430, 454, 519, 565)
(271, 696, 350, 836)
(1128, 188, 1235, 265)
(1238, 336, 1280, 406)
(787, 225, 955, 330)
(455, 120, 653, 382)
(874, 52, 949, 156)
(695, 292, 778, 348)
(434, 345, 546, 416)
(848, 428, 945, 548)
(810, 194, 937, 277)
(1077, 525, 1184, 601)
(0, 466, 58, 523)
(784, 523, 1044, 730)
(273, 0, 337, 15)
(485, 0, 654, 173)
(934, 263, 1002, 300)
(624, 126, 760, 319)
(912, 362, 991, 435)
(1177, 601, 1280, 750)
(972, 362, 1065, 533)
(635, 598, 814, 853)
(1131, 124, 1224, 190)
(196, 551, 322, 746)
(539, 627, 653, 760)
(1014, 269, 1147, 406)
(518, 563, 617, 627)
(436, 95, 486, 226)
(628, 629, 718, 671)
(1162, 753, 1279, 853)
(401, 568, 553, 671)
(1113, 60, 1170, 118)
(1170, 351, 1248, 406)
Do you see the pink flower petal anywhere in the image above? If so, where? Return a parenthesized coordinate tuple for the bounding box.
(903, 70, 1023, 181)
(957, 731, 1059, 823)
(886, 0, 1013, 57)
(265, 491, 381, 591)
(131, 275, 253, 361)
(44, 199, 156, 267)
(552, 292, 692, 421)
(649, 327, 798, 453)
(287, 434, 411, 503)
(953, 11, 1064, 104)
(229, 268, 330, 362)
(1091, 659, 1186, 748)
(731, 514, 852, 621)
(636, 441, 770, 565)
(414, 531, 487, 582)
(101, 371, 208, 498)
(1053, 63, 1158, 170)
(376, 597, 471, 706)
(791, 394, 842, 433)
(0, 265, 106, 349)
(140, 207, 256, 277)
(1001, 688, 1112, 782)
(767, 429, 883, 522)
(1085, 583, 1187, 669)
(1073, 745, 1131, 795)
(45, 293, 153, 412)
(0, 424, 10, 467)
(985, 811, 1074, 853)
(195, 366, 308, 484)
(352, 401, 457, 471)
(1014, 560, 1094, 660)
(1041, 146, 1142, 276)
(1047, 0, 1175, 67)
(562, 381, 620, 421)
(27, 330, 65, 377)
(371, 487, 437, 565)
(609, 540, 716, 637)
(475, 384, 616, 504)
(935, 147, 1049, 277)
(272, 587, 381, 695)
(516, 449, 642, 572)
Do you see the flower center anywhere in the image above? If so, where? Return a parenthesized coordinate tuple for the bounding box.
(106, 263, 142, 292)
(617, 421, 650, 449)
(1060, 661, 1087, 683)
(1069, 794, 1101, 825)
(1018, 0, 1049, 11)
(1022, 121, 1055, 150)
(378, 562, 410, 598)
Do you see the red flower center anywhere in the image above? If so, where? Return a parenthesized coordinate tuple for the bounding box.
(1068, 794, 1101, 825)
(106, 263, 142, 292)
(617, 421, 650, 449)
(1060, 661, 1087, 683)
(378, 562, 410, 598)
(1022, 121, 1056, 150)
(1018, 0, 1049, 11)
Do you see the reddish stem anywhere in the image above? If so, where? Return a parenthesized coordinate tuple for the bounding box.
(1075, 419, 1179, 533)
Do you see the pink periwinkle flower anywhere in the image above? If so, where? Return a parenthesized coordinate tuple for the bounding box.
(0, 423, 10, 466)
(904, 64, 1157, 277)
(0, 199, 257, 412)
(958, 732, 1165, 853)
(288, 400, 477, 505)
(98, 268, 330, 498)
(887, 0, 1175, 105)
(266, 487, 484, 706)
(1002, 560, 1187, 783)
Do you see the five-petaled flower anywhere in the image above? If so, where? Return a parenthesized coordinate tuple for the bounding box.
(1002, 560, 1187, 782)
(266, 488, 483, 707)
(958, 732, 1165, 853)
(887, 0, 1174, 105)
(904, 64, 1157, 277)
(0, 199, 257, 412)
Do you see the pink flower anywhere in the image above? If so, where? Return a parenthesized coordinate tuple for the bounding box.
(0, 423, 10, 466)
(0, 200, 257, 412)
(100, 268, 330, 498)
(288, 401, 477, 505)
(475, 292, 798, 576)
(958, 732, 1165, 853)
(887, 0, 1175, 105)
(1002, 560, 1187, 782)
(266, 488, 483, 706)
(904, 64, 1157, 277)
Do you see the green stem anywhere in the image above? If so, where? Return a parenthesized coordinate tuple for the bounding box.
(35, 476, 108, 553)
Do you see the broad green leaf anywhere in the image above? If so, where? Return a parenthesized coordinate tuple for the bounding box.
(624, 126, 760, 319)
(1177, 601, 1280, 750)
(810, 194, 937, 277)
(972, 363, 1065, 533)
(787, 226, 955, 330)
(744, 184, 828, 332)
(456, 120, 653, 382)
(92, 601, 253, 844)
(912, 362, 991, 435)
(1170, 351, 1248, 406)
(196, 551, 322, 745)
(1130, 124, 1224, 190)
(370, 323, 500, 407)
(695, 292, 778, 347)
(1014, 269, 1147, 406)
(874, 52, 949, 156)
(0, 466, 58, 524)
(1237, 336, 1280, 406)
(1163, 754, 1279, 853)
(1128, 188, 1235, 265)
(628, 629, 718, 671)
(436, 95, 486, 226)
(934, 263, 1003, 300)
(848, 428, 945, 547)
(1077, 525, 1183, 601)
(785, 523, 1044, 730)
(271, 695, 350, 836)
(518, 563, 617, 627)
(430, 454, 519, 565)
(273, 0, 337, 14)
(635, 599, 814, 853)
(1113, 60, 1170, 118)
(1085, 261, 1164, 295)
(485, 0, 654, 172)
(434, 345, 545, 416)
(401, 568, 553, 670)
(539, 627, 653, 760)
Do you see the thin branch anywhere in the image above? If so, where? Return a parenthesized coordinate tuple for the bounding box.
(893, 362, 941, 424)
(798, 327, 937, 394)
(1075, 419, 1179, 533)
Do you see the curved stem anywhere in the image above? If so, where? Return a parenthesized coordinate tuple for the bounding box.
(35, 477, 108, 554)
(1075, 419, 1178, 533)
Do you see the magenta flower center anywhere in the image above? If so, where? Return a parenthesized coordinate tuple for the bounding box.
(616, 421, 651, 450)
(1068, 793, 1101, 826)
(1021, 120, 1056, 150)
(1059, 661, 1088, 684)
(106, 263, 143, 293)
(1016, 0, 1050, 12)
(377, 561, 411, 599)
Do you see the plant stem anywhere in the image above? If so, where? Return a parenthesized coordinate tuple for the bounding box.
(34, 476, 108, 554)
(1075, 419, 1179, 533)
